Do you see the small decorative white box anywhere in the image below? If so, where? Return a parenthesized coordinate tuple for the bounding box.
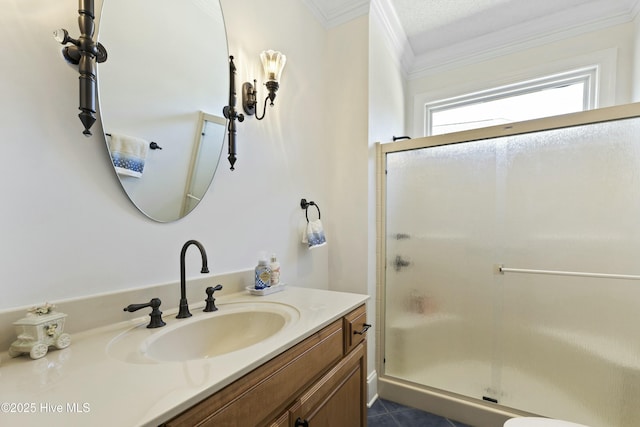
(8, 304, 71, 360)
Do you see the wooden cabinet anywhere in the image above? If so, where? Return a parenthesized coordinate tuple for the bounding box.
(288, 338, 366, 427)
(162, 305, 367, 427)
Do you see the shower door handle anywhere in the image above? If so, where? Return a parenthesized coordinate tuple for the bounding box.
(393, 255, 411, 271)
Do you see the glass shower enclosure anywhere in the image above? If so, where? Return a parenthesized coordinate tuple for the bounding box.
(377, 104, 640, 427)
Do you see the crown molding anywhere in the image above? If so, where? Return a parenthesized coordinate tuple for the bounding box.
(631, 0, 640, 18)
(370, 0, 413, 77)
(408, 0, 639, 79)
(302, 0, 370, 28)
(304, 0, 640, 79)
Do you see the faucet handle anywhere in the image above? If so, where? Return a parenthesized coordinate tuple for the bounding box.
(123, 298, 166, 328)
(204, 285, 223, 312)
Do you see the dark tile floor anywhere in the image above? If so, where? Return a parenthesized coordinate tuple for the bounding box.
(368, 398, 474, 427)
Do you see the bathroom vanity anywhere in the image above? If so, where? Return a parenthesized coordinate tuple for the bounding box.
(0, 287, 368, 427)
(163, 303, 368, 426)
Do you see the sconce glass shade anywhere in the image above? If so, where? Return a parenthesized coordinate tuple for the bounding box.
(260, 50, 286, 83)
(242, 50, 286, 120)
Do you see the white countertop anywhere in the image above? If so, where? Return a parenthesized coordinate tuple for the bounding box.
(0, 287, 368, 427)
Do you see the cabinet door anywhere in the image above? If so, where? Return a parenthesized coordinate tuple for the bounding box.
(290, 342, 366, 427)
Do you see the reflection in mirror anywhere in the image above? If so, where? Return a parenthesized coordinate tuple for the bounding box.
(98, 0, 228, 222)
(182, 113, 226, 216)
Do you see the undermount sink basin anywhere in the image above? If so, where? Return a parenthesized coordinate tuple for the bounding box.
(108, 302, 299, 364)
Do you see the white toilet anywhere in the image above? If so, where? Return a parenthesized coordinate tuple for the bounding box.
(505, 418, 591, 427)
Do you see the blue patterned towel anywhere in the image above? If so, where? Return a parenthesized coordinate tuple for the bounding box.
(108, 133, 149, 178)
(302, 219, 327, 249)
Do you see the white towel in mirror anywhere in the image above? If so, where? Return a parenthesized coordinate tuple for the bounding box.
(108, 133, 149, 178)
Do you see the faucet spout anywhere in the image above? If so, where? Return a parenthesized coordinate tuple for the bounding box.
(177, 240, 209, 318)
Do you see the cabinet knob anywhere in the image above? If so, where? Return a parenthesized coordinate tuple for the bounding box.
(295, 417, 309, 427)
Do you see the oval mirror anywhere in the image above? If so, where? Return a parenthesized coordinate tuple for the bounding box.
(97, 0, 228, 222)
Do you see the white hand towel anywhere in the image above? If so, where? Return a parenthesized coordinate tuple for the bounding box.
(108, 133, 149, 178)
(302, 219, 327, 249)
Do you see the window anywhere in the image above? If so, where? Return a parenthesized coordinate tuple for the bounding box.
(426, 68, 596, 136)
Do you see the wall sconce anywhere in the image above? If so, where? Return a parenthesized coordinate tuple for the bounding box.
(242, 50, 287, 120)
(54, 0, 107, 136)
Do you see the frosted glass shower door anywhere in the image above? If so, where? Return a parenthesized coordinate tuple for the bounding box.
(382, 113, 640, 427)
(384, 140, 498, 399)
(497, 119, 640, 427)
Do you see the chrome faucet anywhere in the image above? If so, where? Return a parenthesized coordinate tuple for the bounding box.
(177, 240, 210, 318)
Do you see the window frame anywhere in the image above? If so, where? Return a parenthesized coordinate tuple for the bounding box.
(424, 67, 597, 136)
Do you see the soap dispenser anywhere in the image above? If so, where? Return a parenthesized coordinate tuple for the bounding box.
(254, 256, 272, 290)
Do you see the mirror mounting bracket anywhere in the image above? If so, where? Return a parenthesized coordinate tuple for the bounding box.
(55, 0, 108, 137)
(222, 55, 244, 171)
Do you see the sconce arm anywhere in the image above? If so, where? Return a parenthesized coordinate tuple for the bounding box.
(242, 80, 279, 121)
(255, 96, 270, 121)
(54, 29, 78, 47)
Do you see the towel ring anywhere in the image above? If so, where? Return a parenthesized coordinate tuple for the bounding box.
(300, 198, 321, 222)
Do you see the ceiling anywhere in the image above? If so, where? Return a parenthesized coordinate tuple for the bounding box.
(302, 0, 640, 78)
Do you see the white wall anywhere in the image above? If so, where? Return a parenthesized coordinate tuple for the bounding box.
(369, 7, 407, 142)
(0, 0, 342, 310)
(324, 16, 370, 296)
(367, 2, 409, 400)
(633, 14, 640, 101)
(218, 0, 334, 290)
(407, 22, 637, 137)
